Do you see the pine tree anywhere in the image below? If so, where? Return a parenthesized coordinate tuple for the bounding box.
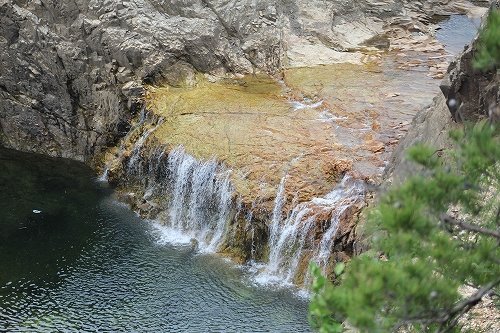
(309, 122, 499, 332)
(309, 9, 500, 332)
(473, 9, 500, 70)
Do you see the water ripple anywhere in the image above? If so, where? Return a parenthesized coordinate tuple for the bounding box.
(1, 199, 311, 333)
(0, 149, 311, 332)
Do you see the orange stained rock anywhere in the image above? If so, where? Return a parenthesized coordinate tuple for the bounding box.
(146, 59, 442, 207)
(146, 74, 352, 206)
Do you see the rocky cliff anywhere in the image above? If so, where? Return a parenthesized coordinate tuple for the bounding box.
(0, 0, 488, 161)
(0, 0, 274, 161)
(0, 0, 494, 284)
(385, 1, 499, 184)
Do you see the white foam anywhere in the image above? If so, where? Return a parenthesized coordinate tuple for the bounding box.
(317, 110, 348, 122)
(149, 222, 193, 246)
(291, 100, 324, 110)
(256, 174, 366, 285)
(252, 272, 292, 287)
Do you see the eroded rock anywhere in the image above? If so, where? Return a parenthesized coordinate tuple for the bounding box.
(0, 0, 491, 285)
(1, 0, 488, 161)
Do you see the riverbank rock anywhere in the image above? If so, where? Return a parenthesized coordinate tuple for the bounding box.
(386, 4, 500, 184)
(0, 0, 488, 161)
(440, 37, 500, 122)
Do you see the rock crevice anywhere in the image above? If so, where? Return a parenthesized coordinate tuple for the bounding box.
(1, 0, 487, 160)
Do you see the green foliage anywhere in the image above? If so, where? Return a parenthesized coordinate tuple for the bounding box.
(334, 262, 346, 277)
(309, 122, 500, 332)
(473, 9, 500, 70)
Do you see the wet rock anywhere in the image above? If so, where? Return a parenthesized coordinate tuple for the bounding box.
(0, 0, 491, 286)
(0, 0, 487, 162)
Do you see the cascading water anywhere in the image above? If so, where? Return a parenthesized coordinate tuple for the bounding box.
(291, 99, 324, 111)
(311, 179, 365, 270)
(127, 122, 163, 176)
(256, 175, 365, 286)
(99, 110, 157, 182)
(98, 167, 109, 182)
(268, 175, 288, 255)
(143, 146, 234, 253)
(118, 119, 366, 288)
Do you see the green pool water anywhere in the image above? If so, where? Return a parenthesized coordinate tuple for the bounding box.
(0, 147, 310, 332)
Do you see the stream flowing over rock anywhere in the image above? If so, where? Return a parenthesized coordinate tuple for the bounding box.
(1, 0, 494, 285)
(0, 0, 488, 160)
(111, 124, 369, 284)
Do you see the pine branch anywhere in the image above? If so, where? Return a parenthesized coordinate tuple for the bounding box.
(394, 278, 500, 332)
(439, 213, 500, 239)
(438, 277, 500, 333)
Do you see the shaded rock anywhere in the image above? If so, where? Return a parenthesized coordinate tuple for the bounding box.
(440, 32, 500, 122)
(385, 92, 457, 184)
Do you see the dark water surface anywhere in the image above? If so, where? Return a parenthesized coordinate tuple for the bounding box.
(0, 147, 310, 332)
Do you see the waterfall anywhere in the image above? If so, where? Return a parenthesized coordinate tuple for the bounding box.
(268, 175, 287, 258)
(309, 177, 365, 275)
(127, 122, 163, 177)
(119, 121, 366, 286)
(98, 167, 109, 182)
(99, 110, 158, 183)
(290, 99, 324, 111)
(256, 175, 365, 286)
(153, 146, 234, 252)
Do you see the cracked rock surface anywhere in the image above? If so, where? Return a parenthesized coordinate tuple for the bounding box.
(0, 0, 487, 160)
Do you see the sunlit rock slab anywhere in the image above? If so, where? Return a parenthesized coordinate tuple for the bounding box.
(146, 57, 443, 208)
(283, 60, 443, 173)
(147, 75, 350, 208)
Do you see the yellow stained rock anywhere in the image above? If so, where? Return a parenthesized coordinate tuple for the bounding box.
(146, 60, 442, 207)
(146, 74, 351, 207)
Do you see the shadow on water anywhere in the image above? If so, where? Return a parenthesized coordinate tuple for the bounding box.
(0, 147, 108, 285)
(0, 147, 311, 332)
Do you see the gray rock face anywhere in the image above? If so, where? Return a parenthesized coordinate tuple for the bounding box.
(440, 33, 499, 122)
(0, 0, 278, 160)
(0, 1, 133, 161)
(0, 0, 486, 161)
(385, 2, 499, 183)
(384, 93, 456, 184)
